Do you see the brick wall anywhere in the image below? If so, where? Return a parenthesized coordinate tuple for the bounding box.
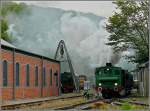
(1, 48, 60, 100)
(1, 49, 14, 100)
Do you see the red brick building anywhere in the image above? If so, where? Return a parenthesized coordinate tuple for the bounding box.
(0, 39, 60, 100)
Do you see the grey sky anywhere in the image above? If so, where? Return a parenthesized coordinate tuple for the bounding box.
(14, 1, 116, 18)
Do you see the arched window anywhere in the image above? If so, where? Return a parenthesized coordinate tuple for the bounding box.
(49, 69, 52, 86)
(15, 62, 20, 86)
(3, 60, 8, 87)
(35, 66, 38, 86)
(42, 67, 46, 87)
(26, 64, 30, 86)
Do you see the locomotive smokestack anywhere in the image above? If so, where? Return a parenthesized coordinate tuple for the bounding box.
(106, 63, 112, 67)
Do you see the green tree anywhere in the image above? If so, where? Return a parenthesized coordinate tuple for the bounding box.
(0, 2, 26, 42)
(106, 0, 149, 64)
(1, 19, 10, 41)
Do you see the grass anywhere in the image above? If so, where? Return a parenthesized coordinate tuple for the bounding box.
(120, 102, 146, 110)
(90, 101, 148, 110)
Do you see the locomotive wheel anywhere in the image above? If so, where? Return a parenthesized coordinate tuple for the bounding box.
(102, 92, 111, 99)
(126, 90, 131, 95)
(119, 89, 126, 97)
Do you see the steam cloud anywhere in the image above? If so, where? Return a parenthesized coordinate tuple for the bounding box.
(6, 5, 133, 82)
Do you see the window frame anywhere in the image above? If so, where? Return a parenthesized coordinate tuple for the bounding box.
(49, 69, 52, 86)
(26, 64, 30, 87)
(42, 67, 46, 87)
(15, 62, 20, 87)
(3, 60, 8, 87)
(34, 65, 38, 87)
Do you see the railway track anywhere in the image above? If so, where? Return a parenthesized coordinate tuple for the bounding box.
(54, 98, 111, 110)
(2, 95, 148, 110)
(82, 98, 149, 110)
(56, 98, 149, 110)
(54, 98, 99, 110)
(1, 95, 83, 110)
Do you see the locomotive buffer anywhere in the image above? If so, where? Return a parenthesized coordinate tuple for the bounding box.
(54, 40, 79, 93)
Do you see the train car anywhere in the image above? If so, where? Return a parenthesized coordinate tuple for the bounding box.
(84, 81, 90, 90)
(61, 72, 75, 93)
(95, 63, 133, 98)
(79, 75, 87, 90)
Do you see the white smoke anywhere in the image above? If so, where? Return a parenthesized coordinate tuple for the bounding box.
(60, 12, 97, 46)
(6, 6, 129, 79)
(60, 13, 113, 68)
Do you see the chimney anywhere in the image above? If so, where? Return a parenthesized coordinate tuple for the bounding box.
(106, 63, 112, 67)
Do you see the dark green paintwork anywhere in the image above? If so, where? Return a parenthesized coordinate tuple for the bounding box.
(95, 66, 123, 88)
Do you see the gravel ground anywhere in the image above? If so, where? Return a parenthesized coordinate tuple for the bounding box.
(23, 96, 87, 110)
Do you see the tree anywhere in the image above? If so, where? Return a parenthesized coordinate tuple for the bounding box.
(0, 1, 26, 42)
(106, 0, 149, 64)
(0, 19, 10, 41)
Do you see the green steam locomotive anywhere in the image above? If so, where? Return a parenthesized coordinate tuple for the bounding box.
(95, 63, 133, 98)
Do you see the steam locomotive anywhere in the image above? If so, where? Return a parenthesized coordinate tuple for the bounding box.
(61, 72, 75, 93)
(95, 63, 133, 98)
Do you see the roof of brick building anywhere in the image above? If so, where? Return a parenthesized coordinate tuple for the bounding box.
(1, 39, 16, 48)
(1, 39, 59, 62)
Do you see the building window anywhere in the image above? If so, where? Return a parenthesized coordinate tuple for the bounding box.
(26, 64, 30, 86)
(50, 69, 52, 86)
(15, 62, 20, 86)
(54, 71, 58, 87)
(3, 60, 8, 87)
(35, 66, 38, 86)
(42, 67, 46, 86)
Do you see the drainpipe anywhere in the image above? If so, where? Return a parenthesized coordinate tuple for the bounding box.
(59, 62, 61, 96)
(0, 41, 2, 107)
(12, 49, 15, 100)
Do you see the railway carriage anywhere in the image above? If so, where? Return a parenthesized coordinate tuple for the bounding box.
(95, 63, 133, 98)
(79, 75, 87, 90)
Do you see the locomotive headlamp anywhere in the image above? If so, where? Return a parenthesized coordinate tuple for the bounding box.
(99, 83, 102, 86)
(107, 68, 109, 71)
(114, 83, 118, 86)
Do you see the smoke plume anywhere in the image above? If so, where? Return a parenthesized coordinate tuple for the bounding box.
(6, 5, 126, 81)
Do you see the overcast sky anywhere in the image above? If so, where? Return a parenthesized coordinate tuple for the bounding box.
(14, 1, 116, 18)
